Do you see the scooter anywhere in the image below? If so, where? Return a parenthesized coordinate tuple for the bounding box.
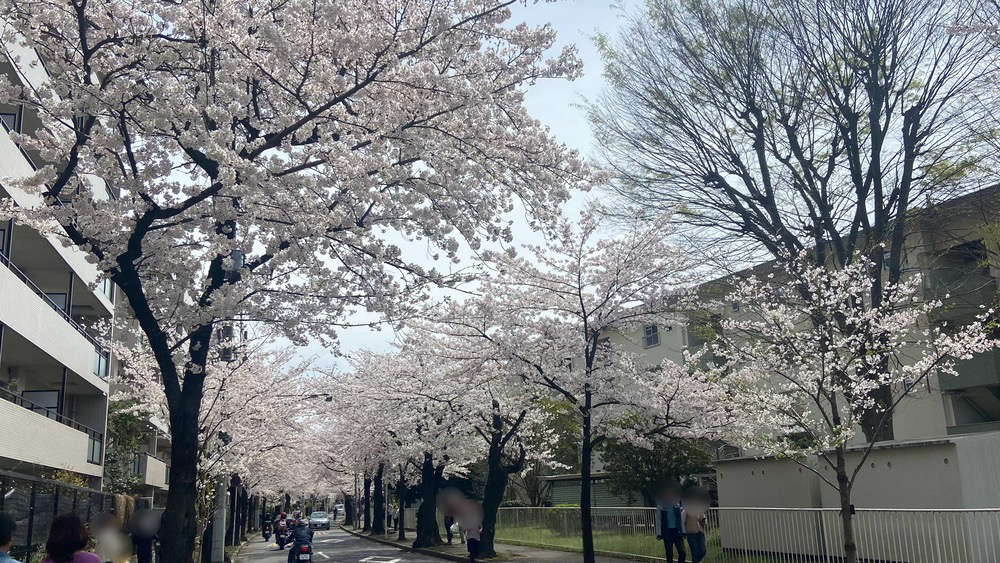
(262, 521, 272, 542)
(294, 544, 313, 562)
(276, 528, 287, 549)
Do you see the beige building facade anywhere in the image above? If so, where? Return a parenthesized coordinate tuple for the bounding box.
(0, 42, 116, 487)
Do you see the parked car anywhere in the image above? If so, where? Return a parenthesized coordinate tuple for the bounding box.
(309, 511, 331, 530)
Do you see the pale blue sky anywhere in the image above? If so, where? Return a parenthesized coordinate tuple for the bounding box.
(306, 0, 627, 369)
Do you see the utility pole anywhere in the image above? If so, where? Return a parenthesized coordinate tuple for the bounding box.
(211, 475, 227, 563)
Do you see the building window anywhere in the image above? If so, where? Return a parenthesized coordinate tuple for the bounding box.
(643, 324, 660, 348)
(0, 113, 15, 132)
(131, 454, 142, 476)
(93, 349, 109, 378)
(87, 436, 102, 464)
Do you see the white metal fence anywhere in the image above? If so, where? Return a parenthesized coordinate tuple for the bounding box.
(490, 506, 1000, 562)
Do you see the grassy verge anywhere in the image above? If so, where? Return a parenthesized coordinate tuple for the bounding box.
(495, 526, 770, 562)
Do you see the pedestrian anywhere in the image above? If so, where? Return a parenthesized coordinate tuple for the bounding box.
(131, 509, 160, 563)
(654, 481, 686, 563)
(89, 513, 129, 563)
(39, 514, 101, 563)
(682, 487, 710, 563)
(443, 514, 456, 545)
(464, 523, 482, 563)
(0, 512, 21, 563)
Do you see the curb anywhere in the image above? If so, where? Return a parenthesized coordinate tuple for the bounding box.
(339, 525, 470, 563)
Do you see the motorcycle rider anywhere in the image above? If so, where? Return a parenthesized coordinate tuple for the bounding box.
(285, 518, 314, 563)
(274, 511, 289, 547)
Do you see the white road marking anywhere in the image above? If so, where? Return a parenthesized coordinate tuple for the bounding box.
(359, 557, 402, 563)
(318, 552, 330, 559)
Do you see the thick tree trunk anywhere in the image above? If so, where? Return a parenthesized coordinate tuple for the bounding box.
(413, 452, 443, 549)
(480, 400, 522, 559)
(373, 463, 386, 535)
(836, 448, 858, 563)
(580, 387, 595, 563)
(159, 384, 204, 562)
(363, 475, 372, 532)
(343, 495, 355, 527)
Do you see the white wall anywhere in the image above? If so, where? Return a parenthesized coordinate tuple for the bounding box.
(142, 453, 168, 490)
(716, 436, 1000, 510)
(0, 398, 102, 477)
(0, 264, 108, 392)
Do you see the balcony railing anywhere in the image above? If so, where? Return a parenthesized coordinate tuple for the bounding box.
(0, 250, 109, 375)
(0, 384, 104, 464)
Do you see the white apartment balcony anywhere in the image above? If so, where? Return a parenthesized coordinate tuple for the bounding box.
(135, 452, 169, 491)
(0, 390, 103, 478)
(0, 251, 110, 390)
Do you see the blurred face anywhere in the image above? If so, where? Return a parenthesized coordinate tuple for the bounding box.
(657, 485, 678, 505)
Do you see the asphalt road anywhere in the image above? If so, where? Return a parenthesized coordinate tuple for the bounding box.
(242, 527, 444, 563)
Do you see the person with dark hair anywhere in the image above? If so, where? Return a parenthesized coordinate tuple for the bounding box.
(39, 514, 101, 563)
(0, 512, 21, 563)
(654, 482, 686, 563)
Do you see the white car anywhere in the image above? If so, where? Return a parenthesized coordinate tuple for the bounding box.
(309, 511, 331, 530)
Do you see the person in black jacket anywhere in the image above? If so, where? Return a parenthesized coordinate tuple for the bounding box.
(285, 520, 314, 563)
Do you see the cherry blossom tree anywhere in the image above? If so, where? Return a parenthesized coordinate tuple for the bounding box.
(0, 0, 589, 555)
(703, 258, 998, 563)
(425, 207, 730, 563)
(397, 326, 551, 557)
(112, 330, 323, 551)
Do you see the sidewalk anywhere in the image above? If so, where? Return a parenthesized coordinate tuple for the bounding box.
(341, 526, 634, 563)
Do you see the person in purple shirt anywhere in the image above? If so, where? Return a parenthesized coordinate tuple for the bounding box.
(39, 514, 101, 563)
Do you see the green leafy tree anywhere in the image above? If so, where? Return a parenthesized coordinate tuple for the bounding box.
(103, 400, 147, 494)
(601, 438, 712, 507)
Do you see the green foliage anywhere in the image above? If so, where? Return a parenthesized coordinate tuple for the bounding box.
(537, 398, 582, 471)
(600, 437, 713, 506)
(43, 468, 90, 488)
(103, 399, 148, 494)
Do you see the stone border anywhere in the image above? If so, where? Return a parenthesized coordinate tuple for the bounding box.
(339, 525, 470, 563)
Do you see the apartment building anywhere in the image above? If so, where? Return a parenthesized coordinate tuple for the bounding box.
(0, 41, 116, 489)
(541, 186, 1000, 510)
(131, 418, 171, 508)
(678, 186, 1000, 510)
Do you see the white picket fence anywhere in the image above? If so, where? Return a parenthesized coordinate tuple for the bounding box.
(394, 505, 1000, 561)
(488, 506, 1000, 562)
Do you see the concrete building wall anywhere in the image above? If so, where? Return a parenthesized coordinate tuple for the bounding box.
(0, 399, 102, 477)
(716, 434, 1000, 510)
(0, 264, 108, 391)
(141, 453, 168, 489)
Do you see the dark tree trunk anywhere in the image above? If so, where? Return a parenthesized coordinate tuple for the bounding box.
(412, 452, 443, 549)
(580, 386, 595, 563)
(480, 400, 525, 559)
(343, 495, 355, 527)
(396, 468, 407, 541)
(373, 463, 386, 535)
(362, 475, 372, 532)
(284, 493, 291, 512)
(159, 377, 206, 561)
